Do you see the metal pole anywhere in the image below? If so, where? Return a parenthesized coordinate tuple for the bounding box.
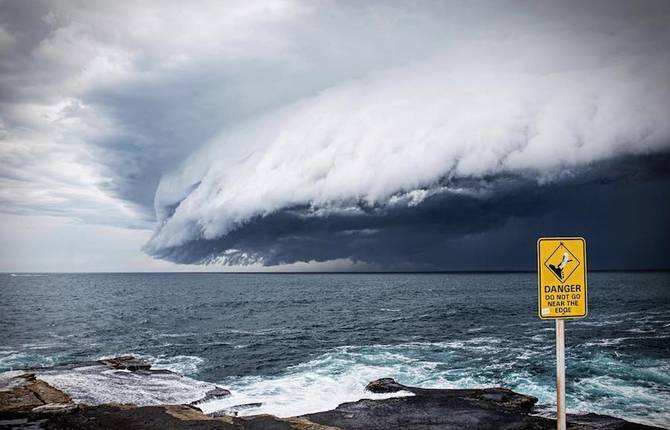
(556, 319, 566, 430)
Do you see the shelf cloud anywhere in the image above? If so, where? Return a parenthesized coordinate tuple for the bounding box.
(144, 1, 670, 268)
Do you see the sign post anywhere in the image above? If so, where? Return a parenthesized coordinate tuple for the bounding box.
(555, 319, 565, 430)
(537, 237, 587, 430)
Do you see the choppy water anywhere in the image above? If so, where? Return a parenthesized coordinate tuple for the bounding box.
(0, 272, 668, 427)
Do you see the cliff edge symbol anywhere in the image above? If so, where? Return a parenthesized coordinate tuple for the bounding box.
(544, 243, 580, 283)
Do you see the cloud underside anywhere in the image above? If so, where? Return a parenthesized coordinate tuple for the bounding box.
(147, 154, 670, 270)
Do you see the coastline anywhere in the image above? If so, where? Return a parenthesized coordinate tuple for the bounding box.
(0, 356, 663, 430)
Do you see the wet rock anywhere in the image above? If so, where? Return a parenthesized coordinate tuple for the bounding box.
(35, 404, 239, 429)
(207, 402, 263, 417)
(0, 373, 73, 415)
(305, 392, 542, 430)
(206, 387, 232, 398)
(306, 380, 659, 430)
(0, 416, 49, 429)
(2, 367, 664, 430)
(233, 414, 299, 430)
(29, 380, 73, 406)
(163, 404, 215, 421)
(99, 356, 151, 371)
(191, 386, 232, 406)
(565, 412, 660, 429)
(31, 402, 78, 414)
(365, 377, 409, 393)
(365, 378, 537, 412)
(0, 382, 43, 414)
(284, 416, 343, 430)
(474, 387, 538, 412)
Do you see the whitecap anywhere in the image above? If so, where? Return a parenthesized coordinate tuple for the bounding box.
(148, 355, 204, 375)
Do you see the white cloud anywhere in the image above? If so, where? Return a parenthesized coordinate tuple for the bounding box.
(0, 0, 316, 256)
(0, 214, 170, 272)
(0, 99, 151, 227)
(147, 19, 670, 254)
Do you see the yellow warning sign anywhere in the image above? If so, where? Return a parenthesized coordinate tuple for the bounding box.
(537, 237, 587, 319)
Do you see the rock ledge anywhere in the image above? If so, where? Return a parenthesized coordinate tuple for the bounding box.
(1, 360, 663, 430)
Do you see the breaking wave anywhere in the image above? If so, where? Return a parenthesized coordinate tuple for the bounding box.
(194, 341, 669, 427)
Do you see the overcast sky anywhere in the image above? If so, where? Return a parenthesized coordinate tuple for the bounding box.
(1, 0, 669, 272)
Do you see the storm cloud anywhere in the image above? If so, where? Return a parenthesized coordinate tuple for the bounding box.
(143, 1, 670, 269)
(147, 154, 670, 269)
(1, 1, 669, 270)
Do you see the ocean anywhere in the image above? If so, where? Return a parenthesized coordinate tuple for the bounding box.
(0, 272, 668, 427)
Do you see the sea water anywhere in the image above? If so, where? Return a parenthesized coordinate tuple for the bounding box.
(0, 272, 668, 427)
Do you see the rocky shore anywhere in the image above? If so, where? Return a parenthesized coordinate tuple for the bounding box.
(0, 356, 663, 430)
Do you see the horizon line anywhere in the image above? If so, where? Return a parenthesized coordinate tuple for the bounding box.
(2, 269, 669, 275)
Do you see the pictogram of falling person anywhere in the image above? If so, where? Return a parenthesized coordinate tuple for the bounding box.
(549, 252, 572, 280)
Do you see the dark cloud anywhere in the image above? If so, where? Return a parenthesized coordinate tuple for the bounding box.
(0, 0, 455, 217)
(146, 154, 670, 270)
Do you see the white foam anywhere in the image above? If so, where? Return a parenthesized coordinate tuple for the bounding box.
(6, 339, 668, 428)
(580, 338, 627, 347)
(0, 371, 29, 391)
(35, 364, 214, 406)
(148, 355, 204, 375)
(9, 274, 47, 277)
(197, 355, 415, 417)
(0, 351, 59, 371)
(197, 341, 505, 417)
(194, 341, 670, 429)
(566, 375, 670, 428)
